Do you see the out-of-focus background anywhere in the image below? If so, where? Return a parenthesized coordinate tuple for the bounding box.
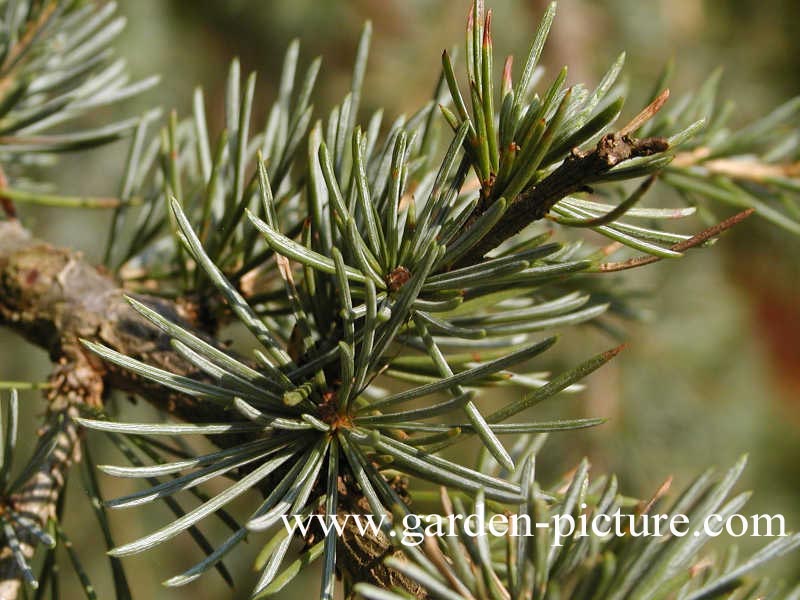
(1, 0, 798, 597)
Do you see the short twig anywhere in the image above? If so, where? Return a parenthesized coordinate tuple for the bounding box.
(598, 208, 754, 272)
(455, 92, 672, 268)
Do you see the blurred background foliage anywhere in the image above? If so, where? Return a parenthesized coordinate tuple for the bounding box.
(1, 0, 797, 597)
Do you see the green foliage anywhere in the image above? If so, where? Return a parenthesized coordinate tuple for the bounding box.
(1, 0, 799, 598)
(647, 67, 800, 235)
(356, 455, 800, 600)
(0, 0, 158, 209)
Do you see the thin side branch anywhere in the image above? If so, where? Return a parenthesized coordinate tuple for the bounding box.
(598, 208, 755, 272)
(673, 153, 800, 182)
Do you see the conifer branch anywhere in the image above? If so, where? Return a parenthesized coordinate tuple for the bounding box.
(455, 131, 670, 267)
(0, 1, 798, 597)
(455, 90, 673, 267)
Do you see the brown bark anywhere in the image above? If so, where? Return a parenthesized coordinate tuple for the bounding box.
(455, 132, 669, 267)
(0, 220, 231, 593)
(0, 407, 78, 600)
(0, 220, 231, 423)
